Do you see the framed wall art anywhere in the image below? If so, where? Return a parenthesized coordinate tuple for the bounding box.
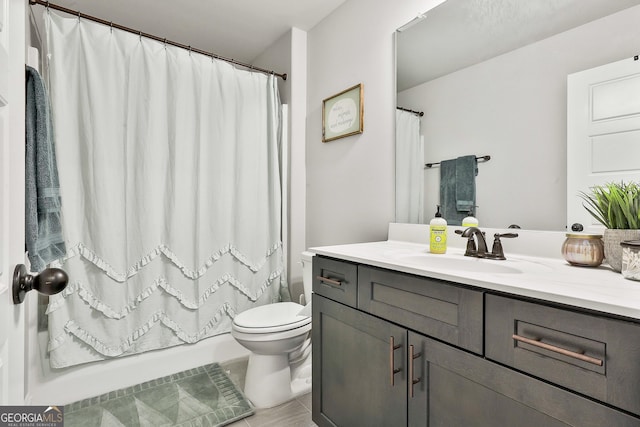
(322, 83, 364, 142)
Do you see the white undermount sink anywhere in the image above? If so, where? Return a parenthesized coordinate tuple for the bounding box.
(384, 249, 551, 275)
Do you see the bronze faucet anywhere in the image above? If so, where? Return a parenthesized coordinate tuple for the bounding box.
(459, 227, 488, 257)
(457, 227, 518, 260)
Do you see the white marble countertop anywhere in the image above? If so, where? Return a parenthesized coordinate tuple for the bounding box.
(310, 227, 640, 320)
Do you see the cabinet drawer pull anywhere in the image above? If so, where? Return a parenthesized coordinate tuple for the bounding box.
(390, 336, 402, 386)
(409, 344, 422, 398)
(316, 275, 342, 287)
(512, 334, 603, 366)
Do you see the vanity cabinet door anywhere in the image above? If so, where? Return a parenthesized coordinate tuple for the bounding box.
(486, 294, 640, 417)
(358, 265, 483, 354)
(312, 256, 358, 308)
(312, 294, 407, 427)
(409, 332, 640, 427)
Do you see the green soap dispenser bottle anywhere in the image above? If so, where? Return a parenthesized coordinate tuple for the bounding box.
(430, 205, 447, 254)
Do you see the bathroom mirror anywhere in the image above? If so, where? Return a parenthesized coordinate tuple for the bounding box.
(395, 0, 640, 230)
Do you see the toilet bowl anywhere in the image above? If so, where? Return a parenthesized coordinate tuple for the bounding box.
(231, 251, 314, 408)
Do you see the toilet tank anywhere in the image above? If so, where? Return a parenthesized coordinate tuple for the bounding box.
(300, 251, 315, 306)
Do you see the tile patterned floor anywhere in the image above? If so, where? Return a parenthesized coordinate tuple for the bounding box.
(221, 358, 317, 427)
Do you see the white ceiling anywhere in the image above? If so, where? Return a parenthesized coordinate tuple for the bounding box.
(32, 0, 348, 66)
(397, 0, 640, 91)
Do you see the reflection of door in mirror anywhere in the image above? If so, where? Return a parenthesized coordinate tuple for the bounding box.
(395, 108, 424, 223)
(567, 57, 640, 231)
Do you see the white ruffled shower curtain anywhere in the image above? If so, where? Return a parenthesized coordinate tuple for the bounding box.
(395, 109, 424, 223)
(44, 11, 287, 368)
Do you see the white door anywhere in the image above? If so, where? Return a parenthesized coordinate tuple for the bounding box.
(0, 0, 27, 405)
(567, 56, 640, 232)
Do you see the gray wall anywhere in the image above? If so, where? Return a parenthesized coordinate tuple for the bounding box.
(306, 0, 443, 248)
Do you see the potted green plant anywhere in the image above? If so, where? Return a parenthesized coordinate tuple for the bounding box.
(580, 181, 640, 272)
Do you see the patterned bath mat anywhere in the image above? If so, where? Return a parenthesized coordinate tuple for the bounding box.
(64, 362, 254, 427)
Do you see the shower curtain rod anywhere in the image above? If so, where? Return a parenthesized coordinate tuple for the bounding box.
(28, 0, 288, 80)
(397, 106, 424, 116)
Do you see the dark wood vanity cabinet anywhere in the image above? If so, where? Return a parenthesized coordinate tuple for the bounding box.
(358, 265, 483, 355)
(312, 256, 640, 427)
(411, 332, 639, 426)
(486, 294, 640, 415)
(312, 294, 407, 427)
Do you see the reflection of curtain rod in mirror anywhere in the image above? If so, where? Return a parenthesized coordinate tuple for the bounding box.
(425, 155, 491, 168)
(397, 106, 424, 116)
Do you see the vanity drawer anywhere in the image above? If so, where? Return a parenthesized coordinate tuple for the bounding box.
(358, 265, 483, 354)
(312, 256, 358, 308)
(486, 294, 640, 417)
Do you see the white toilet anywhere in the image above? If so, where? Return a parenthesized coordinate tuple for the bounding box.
(231, 251, 314, 408)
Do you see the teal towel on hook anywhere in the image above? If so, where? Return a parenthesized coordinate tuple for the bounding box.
(25, 66, 66, 272)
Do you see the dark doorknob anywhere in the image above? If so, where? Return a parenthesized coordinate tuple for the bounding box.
(13, 264, 69, 304)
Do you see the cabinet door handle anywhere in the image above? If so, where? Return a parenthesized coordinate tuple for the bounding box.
(512, 334, 603, 366)
(389, 336, 402, 386)
(316, 275, 342, 287)
(409, 344, 422, 398)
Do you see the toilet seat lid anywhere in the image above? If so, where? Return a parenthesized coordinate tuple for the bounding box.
(233, 302, 310, 333)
